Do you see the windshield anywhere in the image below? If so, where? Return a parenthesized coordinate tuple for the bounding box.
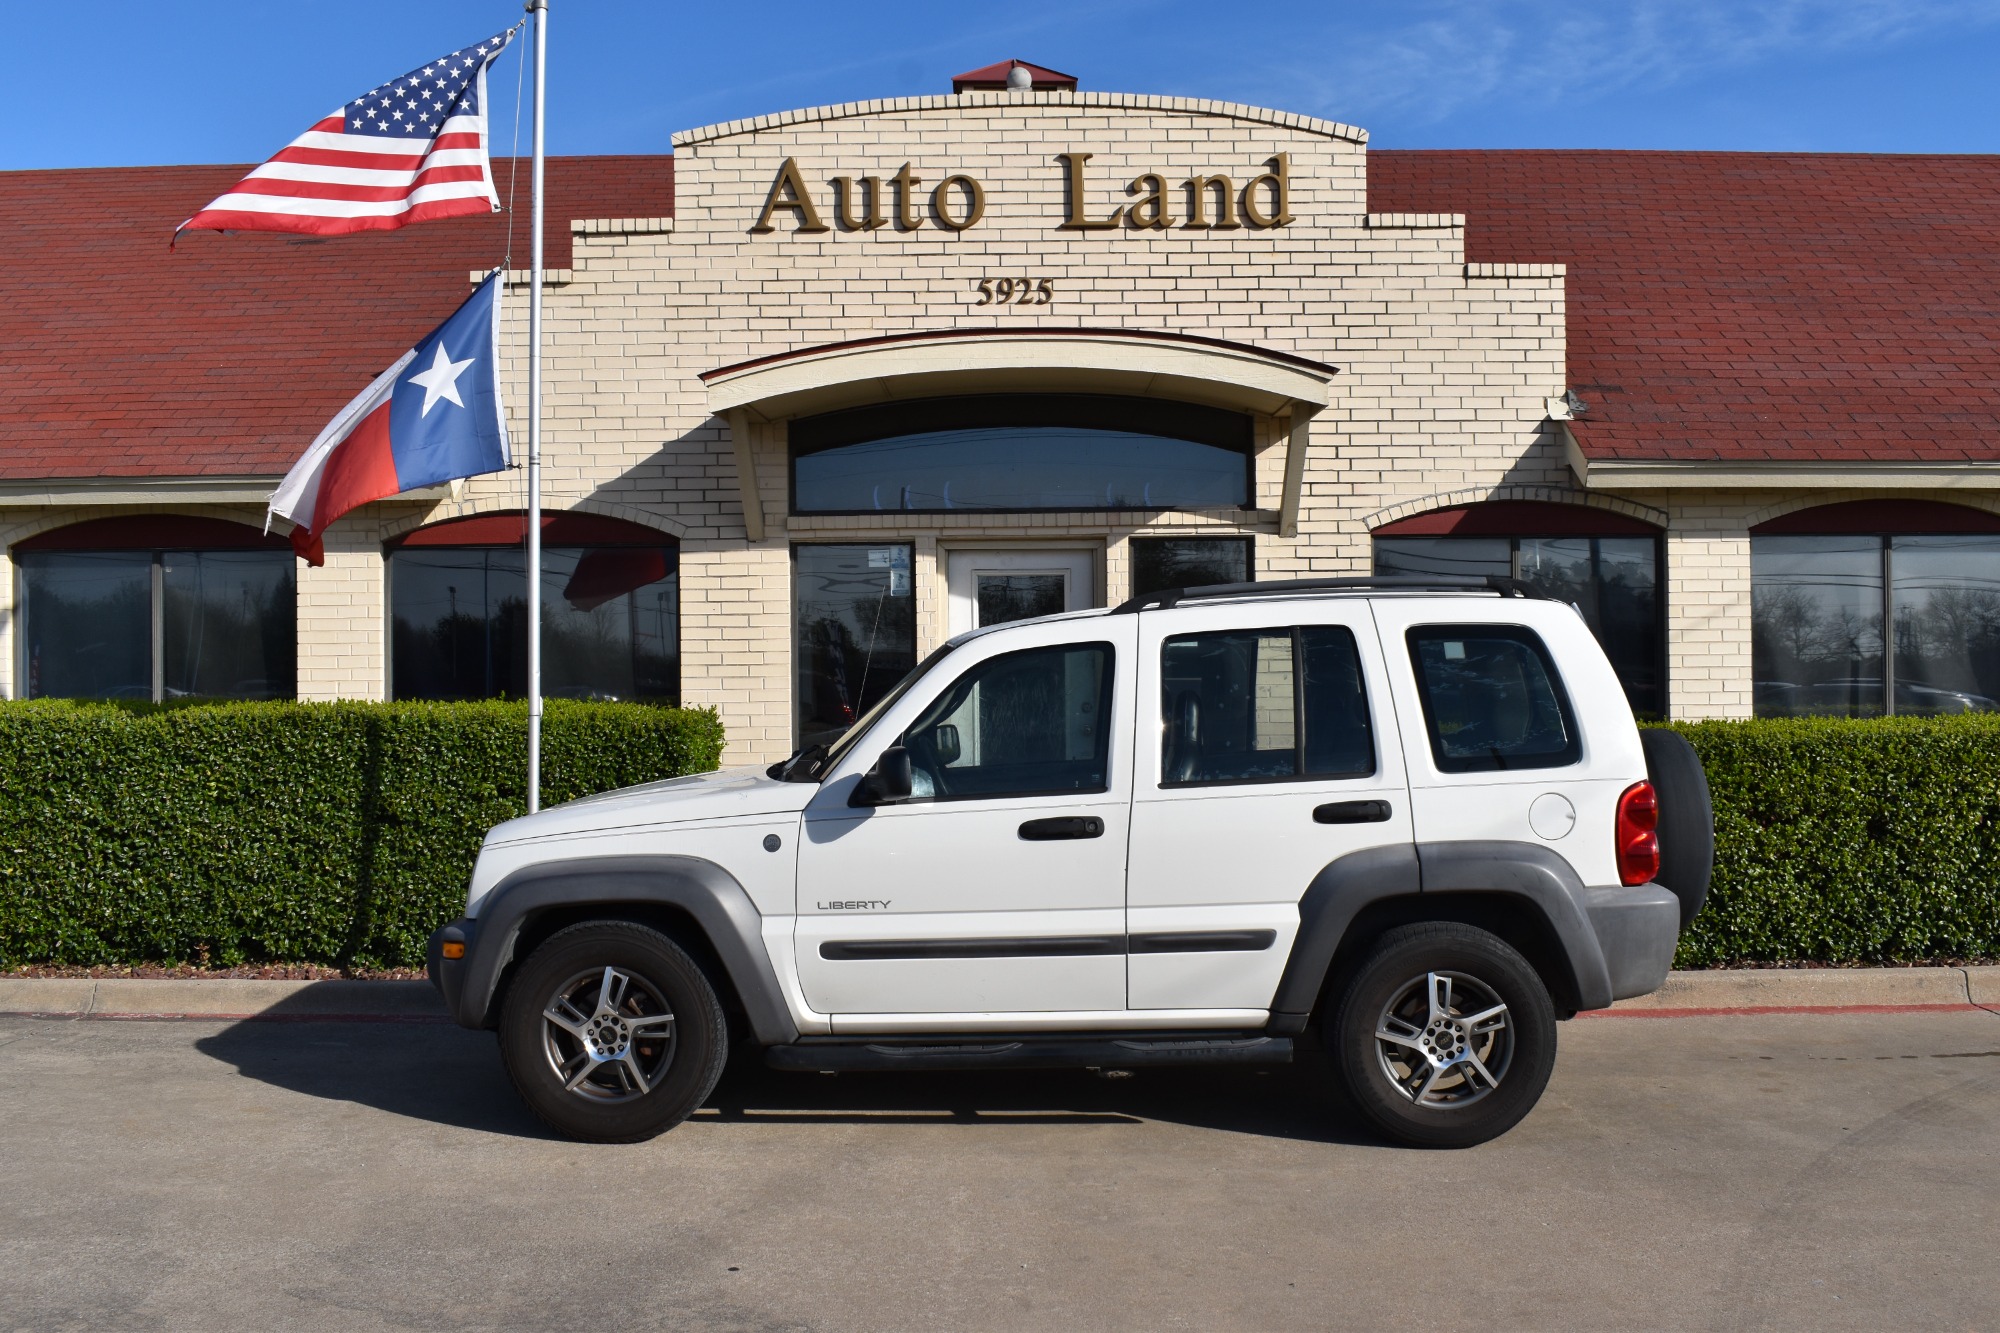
(770, 641, 959, 781)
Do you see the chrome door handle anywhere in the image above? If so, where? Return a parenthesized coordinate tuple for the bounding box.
(1314, 800, 1392, 824)
(1019, 816, 1105, 841)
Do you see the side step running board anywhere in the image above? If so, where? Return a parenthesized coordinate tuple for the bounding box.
(764, 1034, 1292, 1073)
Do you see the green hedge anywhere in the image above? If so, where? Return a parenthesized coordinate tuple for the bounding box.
(2, 701, 1994, 969)
(0, 699, 723, 969)
(1670, 714, 2000, 966)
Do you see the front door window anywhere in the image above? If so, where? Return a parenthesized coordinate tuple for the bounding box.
(947, 549, 1092, 635)
(976, 573, 1066, 627)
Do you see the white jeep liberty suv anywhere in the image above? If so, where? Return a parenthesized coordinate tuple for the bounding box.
(430, 576, 1712, 1148)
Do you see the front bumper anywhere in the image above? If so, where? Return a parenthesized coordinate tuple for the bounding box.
(426, 918, 477, 1027)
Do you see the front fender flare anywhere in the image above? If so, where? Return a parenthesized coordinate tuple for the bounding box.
(457, 854, 799, 1045)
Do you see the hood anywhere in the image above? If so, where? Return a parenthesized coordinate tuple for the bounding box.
(482, 764, 813, 846)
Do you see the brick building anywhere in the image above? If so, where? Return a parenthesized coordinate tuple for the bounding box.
(6, 65, 2000, 762)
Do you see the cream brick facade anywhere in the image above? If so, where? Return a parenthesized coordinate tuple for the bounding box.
(19, 91, 1979, 756)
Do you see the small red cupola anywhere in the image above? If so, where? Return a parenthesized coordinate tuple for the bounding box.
(950, 59, 1079, 93)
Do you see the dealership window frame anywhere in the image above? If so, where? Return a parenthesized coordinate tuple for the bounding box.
(1370, 502, 1667, 719)
(791, 541, 920, 751)
(385, 512, 681, 704)
(787, 393, 1257, 516)
(11, 515, 298, 703)
(1128, 535, 1254, 602)
(1750, 500, 2000, 718)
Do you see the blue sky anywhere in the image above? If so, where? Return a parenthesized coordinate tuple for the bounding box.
(10, 0, 2000, 169)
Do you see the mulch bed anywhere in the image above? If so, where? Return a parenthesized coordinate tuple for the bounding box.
(4, 963, 427, 981)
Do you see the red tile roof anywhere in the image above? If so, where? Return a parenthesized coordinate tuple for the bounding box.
(1369, 149, 2000, 465)
(6, 147, 1999, 482)
(0, 156, 671, 481)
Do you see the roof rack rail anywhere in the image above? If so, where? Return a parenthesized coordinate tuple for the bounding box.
(1109, 575, 1548, 614)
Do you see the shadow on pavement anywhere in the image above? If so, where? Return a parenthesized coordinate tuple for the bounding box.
(195, 1019, 1383, 1146)
(194, 1020, 556, 1140)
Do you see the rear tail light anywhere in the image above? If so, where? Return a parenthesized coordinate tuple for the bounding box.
(1616, 781, 1660, 886)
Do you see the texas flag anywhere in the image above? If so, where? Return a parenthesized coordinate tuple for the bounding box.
(270, 273, 509, 563)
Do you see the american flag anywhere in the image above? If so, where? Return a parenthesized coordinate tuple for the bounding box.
(177, 29, 519, 240)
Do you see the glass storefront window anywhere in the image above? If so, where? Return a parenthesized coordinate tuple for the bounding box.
(1374, 534, 1662, 718)
(1892, 537, 2000, 713)
(389, 546, 678, 702)
(17, 552, 153, 699)
(791, 395, 1253, 514)
(162, 552, 298, 699)
(17, 546, 295, 702)
(1129, 537, 1252, 600)
(1753, 531, 2000, 716)
(794, 543, 917, 749)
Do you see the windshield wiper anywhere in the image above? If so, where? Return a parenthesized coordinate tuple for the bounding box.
(771, 742, 828, 783)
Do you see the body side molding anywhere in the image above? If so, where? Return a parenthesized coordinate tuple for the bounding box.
(459, 854, 800, 1044)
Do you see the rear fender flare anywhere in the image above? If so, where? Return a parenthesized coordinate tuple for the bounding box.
(459, 854, 799, 1045)
(1412, 840, 1614, 1012)
(1268, 840, 1616, 1026)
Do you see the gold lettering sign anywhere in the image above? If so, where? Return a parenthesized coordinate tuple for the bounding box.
(749, 152, 1295, 235)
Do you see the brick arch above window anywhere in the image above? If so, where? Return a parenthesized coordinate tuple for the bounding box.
(12, 515, 290, 553)
(385, 510, 678, 550)
(1372, 500, 1661, 538)
(1749, 499, 2000, 536)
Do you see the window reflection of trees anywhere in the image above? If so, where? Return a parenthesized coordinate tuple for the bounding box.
(1751, 533, 2000, 716)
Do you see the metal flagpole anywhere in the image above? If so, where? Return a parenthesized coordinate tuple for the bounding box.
(525, 0, 548, 812)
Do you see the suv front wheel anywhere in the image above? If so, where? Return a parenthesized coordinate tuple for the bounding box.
(1329, 922, 1558, 1148)
(498, 921, 729, 1143)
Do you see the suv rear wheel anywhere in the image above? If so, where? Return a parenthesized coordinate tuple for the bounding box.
(1328, 922, 1557, 1148)
(498, 921, 729, 1143)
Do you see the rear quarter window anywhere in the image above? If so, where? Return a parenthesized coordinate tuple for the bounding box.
(1406, 625, 1581, 773)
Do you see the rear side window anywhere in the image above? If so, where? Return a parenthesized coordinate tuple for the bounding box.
(1160, 625, 1374, 786)
(1407, 625, 1580, 773)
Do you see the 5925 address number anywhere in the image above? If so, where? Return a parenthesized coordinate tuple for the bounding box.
(974, 277, 1055, 305)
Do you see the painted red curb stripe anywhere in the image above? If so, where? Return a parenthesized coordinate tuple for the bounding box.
(1581, 1002, 1981, 1018)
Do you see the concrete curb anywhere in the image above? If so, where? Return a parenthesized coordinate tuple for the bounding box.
(0, 968, 1995, 1022)
(1597, 965, 1999, 1015)
(0, 978, 448, 1021)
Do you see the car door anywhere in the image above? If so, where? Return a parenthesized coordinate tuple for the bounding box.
(1125, 599, 1413, 1009)
(794, 615, 1137, 1025)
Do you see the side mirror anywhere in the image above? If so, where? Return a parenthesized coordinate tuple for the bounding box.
(932, 723, 961, 766)
(854, 745, 914, 806)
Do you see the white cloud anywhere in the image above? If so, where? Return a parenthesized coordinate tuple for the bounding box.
(1271, 0, 2000, 125)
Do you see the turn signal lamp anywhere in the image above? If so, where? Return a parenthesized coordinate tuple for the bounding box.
(1616, 781, 1661, 886)
(440, 941, 466, 960)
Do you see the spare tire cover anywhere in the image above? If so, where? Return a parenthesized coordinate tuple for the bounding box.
(1639, 728, 1714, 931)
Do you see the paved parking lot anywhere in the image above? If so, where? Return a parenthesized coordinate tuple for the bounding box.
(2, 1008, 1996, 1331)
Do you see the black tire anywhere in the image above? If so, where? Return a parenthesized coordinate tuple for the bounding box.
(498, 921, 729, 1143)
(1328, 922, 1558, 1149)
(1640, 728, 1714, 930)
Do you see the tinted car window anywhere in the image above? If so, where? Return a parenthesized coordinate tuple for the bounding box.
(1161, 625, 1374, 785)
(901, 643, 1114, 800)
(1407, 625, 1580, 772)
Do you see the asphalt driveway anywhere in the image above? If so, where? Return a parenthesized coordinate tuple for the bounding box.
(1, 1008, 1995, 1331)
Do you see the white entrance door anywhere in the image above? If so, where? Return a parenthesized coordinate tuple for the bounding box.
(947, 549, 1094, 635)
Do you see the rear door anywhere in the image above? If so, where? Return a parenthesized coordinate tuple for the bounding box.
(794, 615, 1137, 1023)
(1125, 599, 1412, 1009)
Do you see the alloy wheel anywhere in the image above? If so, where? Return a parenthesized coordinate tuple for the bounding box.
(539, 965, 678, 1102)
(1372, 970, 1513, 1109)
